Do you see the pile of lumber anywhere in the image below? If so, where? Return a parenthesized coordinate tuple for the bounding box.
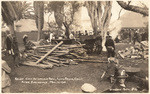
(21, 41, 88, 69)
(118, 41, 148, 59)
(21, 41, 107, 69)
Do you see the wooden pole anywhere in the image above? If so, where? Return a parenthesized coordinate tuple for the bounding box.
(36, 41, 63, 63)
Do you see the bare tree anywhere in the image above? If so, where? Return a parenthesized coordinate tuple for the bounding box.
(47, 1, 81, 39)
(117, 1, 148, 16)
(85, 1, 112, 50)
(85, 1, 112, 35)
(47, 1, 64, 29)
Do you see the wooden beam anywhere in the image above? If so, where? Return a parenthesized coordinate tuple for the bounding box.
(35, 41, 63, 63)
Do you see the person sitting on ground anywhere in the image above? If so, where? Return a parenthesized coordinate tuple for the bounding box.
(104, 57, 128, 88)
(105, 36, 115, 58)
(2, 60, 11, 93)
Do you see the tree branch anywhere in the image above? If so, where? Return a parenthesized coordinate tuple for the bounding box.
(117, 1, 148, 16)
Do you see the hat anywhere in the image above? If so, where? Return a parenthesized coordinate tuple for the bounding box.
(23, 34, 28, 39)
(108, 57, 119, 64)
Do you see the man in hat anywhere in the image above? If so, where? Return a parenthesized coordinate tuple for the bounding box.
(133, 29, 141, 44)
(102, 57, 128, 87)
(95, 31, 102, 54)
(105, 36, 115, 58)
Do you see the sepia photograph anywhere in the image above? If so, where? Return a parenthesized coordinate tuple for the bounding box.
(1, 0, 149, 93)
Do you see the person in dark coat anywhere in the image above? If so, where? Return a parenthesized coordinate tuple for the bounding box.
(115, 35, 120, 43)
(133, 30, 141, 44)
(103, 57, 127, 87)
(5, 31, 13, 55)
(85, 30, 88, 36)
(95, 35, 102, 54)
(105, 36, 115, 58)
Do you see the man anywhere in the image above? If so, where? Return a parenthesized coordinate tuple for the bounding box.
(102, 57, 128, 88)
(133, 30, 141, 44)
(23, 35, 35, 50)
(5, 30, 13, 55)
(95, 32, 102, 54)
(115, 35, 120, 43)
(106, 32, 111, 40)
(105, 36, 115, 58)
(85, 30, 88, 36)
(49, 31, 54, 43)
(69, 32, 75, 39)
(78, 31, 81, 38)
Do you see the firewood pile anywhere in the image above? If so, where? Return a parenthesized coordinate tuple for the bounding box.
(118, 41, 148, 59)
(21, 41, 89, 69)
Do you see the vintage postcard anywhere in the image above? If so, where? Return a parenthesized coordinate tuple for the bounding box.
(1, 0, 149, 93)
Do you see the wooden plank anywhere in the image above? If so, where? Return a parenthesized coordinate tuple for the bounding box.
(36, 44, 85, 48)
(46, 57, 61, 63)
(35, 41, 63, 63)
(118, 51, 124, 59)
(22, 61, 53, 69)
(38, 50, 69, 54)
(73, 59, 108, 63)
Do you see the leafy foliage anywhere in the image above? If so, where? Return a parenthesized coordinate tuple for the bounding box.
(46, 1, 81, 38)
(2, 1, 33, 25)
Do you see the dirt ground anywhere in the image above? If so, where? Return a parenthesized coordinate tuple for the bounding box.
(2, 43, 148, 93)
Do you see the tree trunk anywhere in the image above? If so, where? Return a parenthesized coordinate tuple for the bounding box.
(101, 1, 112, 51)
(2, 2, 19, 55)
(7, 22, 15, 35)
(34, 1, 44, 41)
(65, 26, 70, 39)
(37, 6, 42, 41)
(63, 22, 70, 39)
(7, 22, 20, 56)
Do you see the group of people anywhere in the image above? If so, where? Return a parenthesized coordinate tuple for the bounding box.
(2, 31, 13, 93)
(97, 32, 127, 88)
(94, 31, 116, 57)
(3, 31, 20, 67)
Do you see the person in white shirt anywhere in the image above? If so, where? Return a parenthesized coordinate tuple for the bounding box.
(49, 32, 53, 42)
(69, 32, 75, 39)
